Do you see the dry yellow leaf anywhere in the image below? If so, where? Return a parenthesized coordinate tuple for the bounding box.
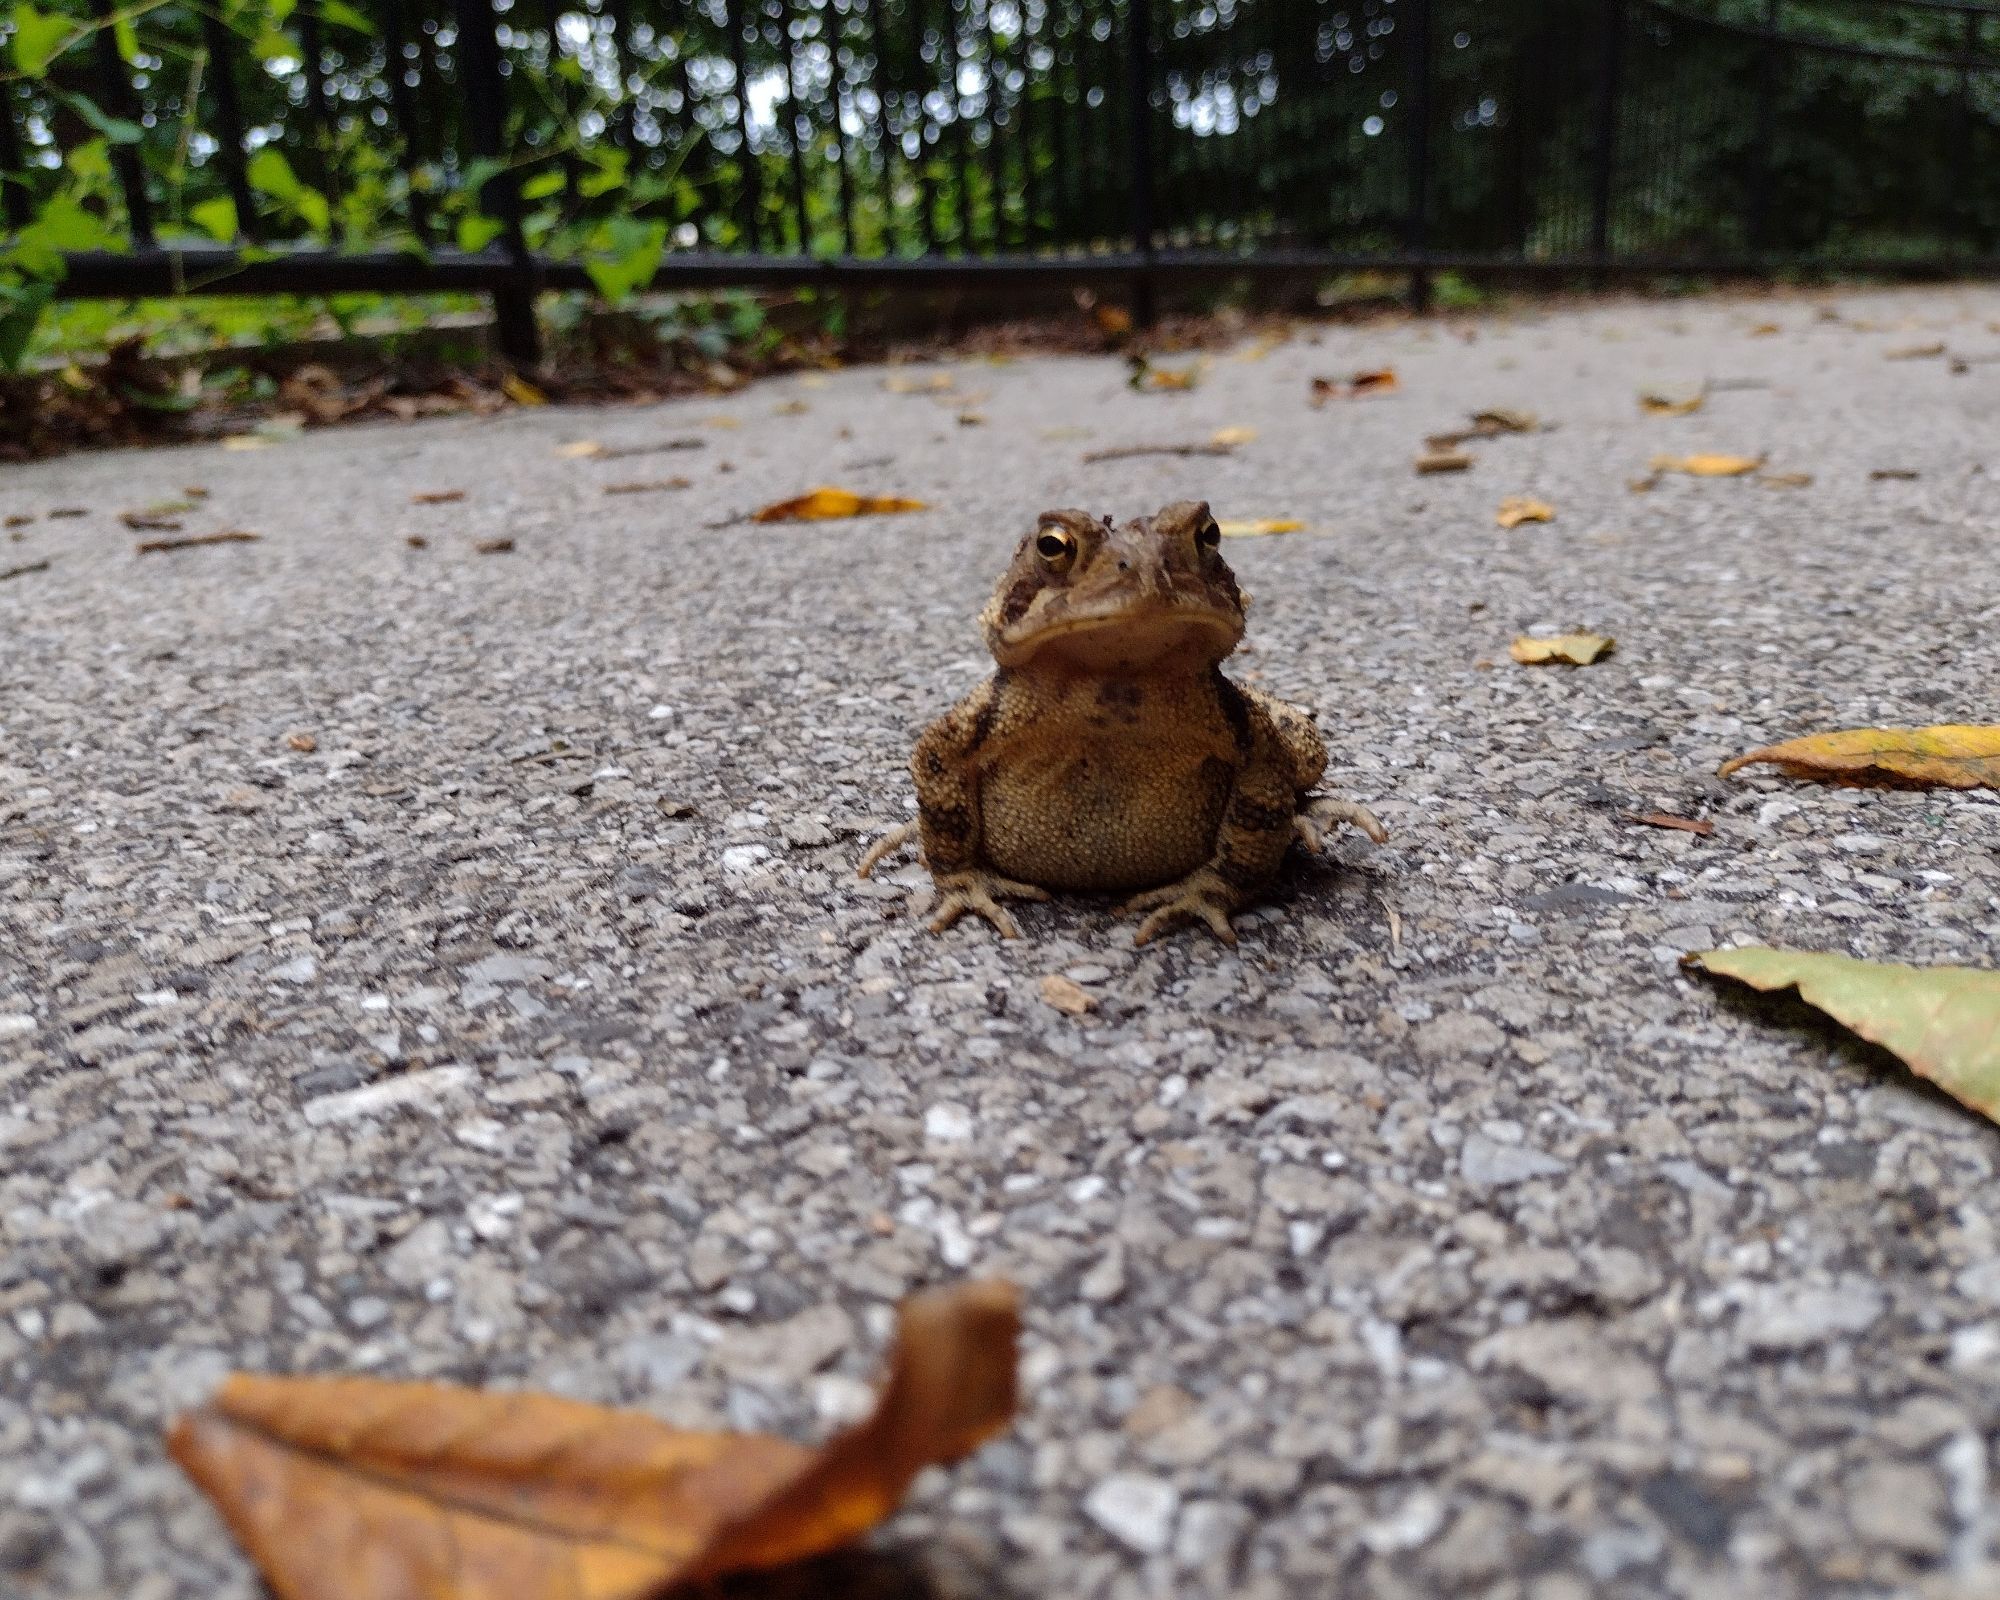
(1129, 357, 1204, 392)
(799, 373, 830, 389)
(774, 399, 810, 416)
(220, 435, 272, 451)
(1495, 496, 1555, 529)
(169, 1280, 1020, 1600)
(1639, 389, 1705, 417)
(703, 414, 742, 430)
(1650, 453, 1764, 477)
(1759, 470, 1814, 488)
(1211, 425, 1258, 447)
(1718, 725, 2000, 789)
(557, 440, 608, 459)
(884, 372, 955, 394)
(501, 373, 548, 406)
(1039, 974, 1097, 1016)
(752, 487, 928, 523)
(1510, 633, 1614, 666)
(1217, 518, 1305, 538)
(1686, 948, 2000, 1126)
(1749, 322, 1781, 336)
(1885, 341, 1946, 361)
(1415, 449, 1472, 475)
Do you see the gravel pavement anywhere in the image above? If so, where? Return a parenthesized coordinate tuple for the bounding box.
(8, 285, 2000, 1600)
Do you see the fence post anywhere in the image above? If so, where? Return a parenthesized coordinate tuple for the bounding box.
(1589, 0, 1625, 281)
(1125, 0, 1159, 325)
(452, 0, 541, 367)
(88, 0, 154, 246)
(1747, 0, 1779, 255)
(1403, 0, 1431, 311)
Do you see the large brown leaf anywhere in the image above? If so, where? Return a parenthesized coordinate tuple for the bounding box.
(1718, 725, 2000, 789)
(168, 1280, 1019, 1600)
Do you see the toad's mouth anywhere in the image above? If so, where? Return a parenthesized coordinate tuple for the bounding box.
(997, 599, 1243, 671)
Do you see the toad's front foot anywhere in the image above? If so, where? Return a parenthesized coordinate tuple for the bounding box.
(1123, 867, 1239, 947)
(929, 868, 1051, 939)
(1294, 795, 1388, 855)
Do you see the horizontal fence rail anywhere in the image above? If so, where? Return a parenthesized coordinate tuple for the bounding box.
(3, 0, 1997, 363)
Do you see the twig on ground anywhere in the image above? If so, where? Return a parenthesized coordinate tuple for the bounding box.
(134, 531, 261, 555)
(0, 558, 51, 584)
(1081, 442, 1236, 463)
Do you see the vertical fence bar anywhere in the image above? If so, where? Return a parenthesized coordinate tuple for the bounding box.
(1402, 0, 1430, 309)
(941, 2, 976, 248)
(724, 0, 763, 248)
(377, 0, 435, 242)
(976, 0, 1008, 245)
(603, 0, 638, 150)
(774, 0, 813, 250)
(297, 1, 346, 239)
(1124, 0, 1156, 320)
(1589, 0, 1625, 277)
(1955, 7, 1977, 247)
(87, 0, 154, 245)
(1747, 0, 1778, 254)
(197, 11, 262, 243)
(862, 0, 902, 251)
(452, 0, 542, 365)
(0, 84, 30, 231)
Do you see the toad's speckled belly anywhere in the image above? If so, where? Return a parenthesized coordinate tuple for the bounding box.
(980, 743, 1237, 893)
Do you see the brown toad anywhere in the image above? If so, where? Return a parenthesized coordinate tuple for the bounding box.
(858, 501, 1385, 945)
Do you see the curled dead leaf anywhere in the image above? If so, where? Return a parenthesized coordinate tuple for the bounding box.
(1718, 725, 2000, 789)
(557, 440, 608, 459)
(1884, 341, 1946, 361)
(473, 537, 515, 554)
(1211, 425, 1258, 447)
(500, 373, 548, 406)
(168, 1279, 1020, 1600)
(1495, 496, 1555, 529)
(1639, 389, 1705, 417)
(1510, 633, 1614, 666)
(1311, 368, 1398, 406)
(287, 733, 318, 754)
(753, 488, 928, 523)
(135, 530, 261, 555)
(884, 372, 955, 394)
(1414, 449, 1472, 475)
(1686, 948, 2000, 1125)
(1759, 470, 1814, 489)
(410, 490, 465, 506)
(1039, 974, 1097, 1016)
(1217, 518, 1305, 538)
(1650, 453, 1765, 478)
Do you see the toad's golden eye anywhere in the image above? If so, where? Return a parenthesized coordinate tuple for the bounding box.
(1036, 525, 1077, 567)
(1195, 517, 1221, 550)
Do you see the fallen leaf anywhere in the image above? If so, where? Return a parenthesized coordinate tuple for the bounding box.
(1884, 341, 1946, 360)
(1650, 453, 1764, 477)
(473, 538, 515, 554)
(4, 513, 32, 527)
(0, 558, 50, 583)
(1639, 389, 1705, 417)
(1510, 633, 1614, 665)
(1217, 518, 1305, 538)
(120, 510, 186, 532)
(957, 412, 986, 427)
(1468, 407, 1538, 434)
(406, 535, 429, 549)
(557, 440, 607, 459)
(753, 488, 928, 523)
(884, 372, 955, 395)
(1627, 473, 1660, 493)
(1415, 449, 1472, 475)
(184, 486, 210, 499)
(703, 415, 742, 430)
(1620, 811, 1714, 837)
(1039, 974, 1097, 1016)
(411, 490, 465, 505)
(287, 733, 318, 754)
(1128, 356, 1203, 392)
(1870, 468, 1920, 481)
(168, 1280, 1019, 1600)
(1718, 725, 2000, 788)
(501, 373, 548, 406)
(1685, 948, 2000, 1124)
(1211, 425, 1258, 447)
(48, 506, 88, 518)
(220, 435, 272, 451)
(1311, 368, 1398, 405)
(604, 477, 692, 495)
(135, 531, 261, 555)
(1759, 471, 1814, 488)
(1495, 496, 1555, 529)
(1749, 322, 1781, 336)
(1083, 441, 1234, 464)
(1094, 304, 1134, 339)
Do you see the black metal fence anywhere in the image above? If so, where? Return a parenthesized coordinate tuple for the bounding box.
(4, 0, 1999, 363)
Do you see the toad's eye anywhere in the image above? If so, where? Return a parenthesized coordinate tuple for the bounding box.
(1036, 525, 1077, 567)
(1195, 517, 1221, 550)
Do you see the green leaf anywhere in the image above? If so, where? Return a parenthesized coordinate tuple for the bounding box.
(267, 0, 297, 25)
(1687, 947, 2000, 1125)
(6, 191, 120, 277)
(247, 147, 303, 201)
(317, 0, 374, 31)
(113, 10, 138, 63)
(456, 213, 504, 253)
(60, 93, 144, 146)
(11, 4, 72, 77)
(0, 280, 53, 373)
(189, 196, 239, 242)
(252, 26, 299, 63)
(66, 137, 112, 182)
(578, 148, 628, 199)
(520, 169, 566, 202)
(584, 218, 667, 303)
